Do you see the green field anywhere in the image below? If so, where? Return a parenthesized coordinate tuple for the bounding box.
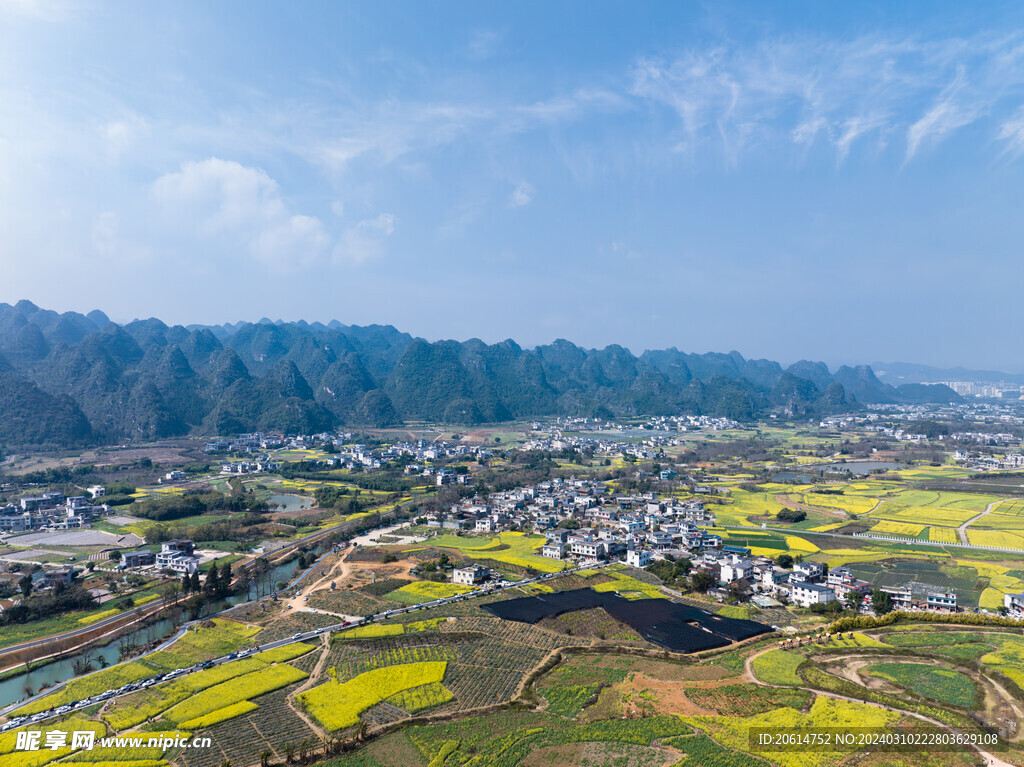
(865, 662, 976, 707)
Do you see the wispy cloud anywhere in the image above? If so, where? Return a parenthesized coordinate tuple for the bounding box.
(628, 33, 1024, 164)
(997, 105, 1024, 158)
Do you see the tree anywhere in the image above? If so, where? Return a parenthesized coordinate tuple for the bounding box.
(161, 579, 181, 605)
(190, 570, 201, 594)
(204, 565, 220, 595)
(776, 508, 806, 523)
(690, 571, 716, 593)
(259, 749, 273, 767)
(871, 589, 893, 615)
(776, 553, 794, 569)
(181, 574, 192, 594)
(108, 550, 122, 562)
(218, 561, 233, 596)
(19, 575, 32, 598)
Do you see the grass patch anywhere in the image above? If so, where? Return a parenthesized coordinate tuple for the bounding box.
(750, 650, 804, 686)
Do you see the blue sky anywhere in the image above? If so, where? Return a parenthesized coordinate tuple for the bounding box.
(2, 1, 1024, 370)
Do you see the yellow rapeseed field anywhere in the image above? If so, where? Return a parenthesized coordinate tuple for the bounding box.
(299, 662, 447, 731)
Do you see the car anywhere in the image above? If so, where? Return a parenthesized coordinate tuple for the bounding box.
(292, 632, 303, 639)
(201, 660, 215, 668)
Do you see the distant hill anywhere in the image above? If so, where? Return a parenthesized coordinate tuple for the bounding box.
(872, 361, 1024, 386)
(0, 301, 963, 447)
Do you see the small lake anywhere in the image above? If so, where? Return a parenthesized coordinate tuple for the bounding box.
(267, 494, 314, 512)
(772, 461, 901, 483)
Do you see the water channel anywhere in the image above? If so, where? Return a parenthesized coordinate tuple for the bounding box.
(0, 554, 310, 708)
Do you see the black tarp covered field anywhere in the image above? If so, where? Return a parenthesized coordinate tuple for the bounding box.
(482, 588, 769, 653)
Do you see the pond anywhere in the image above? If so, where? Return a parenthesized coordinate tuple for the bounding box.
(267, 494, 314, 512)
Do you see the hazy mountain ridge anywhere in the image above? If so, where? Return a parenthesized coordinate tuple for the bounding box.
(872, 361, 1024, 386)
(0, 301, 962, 447)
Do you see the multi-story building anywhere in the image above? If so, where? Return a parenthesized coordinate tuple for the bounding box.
(790, 581, 836, 608)
(452, 565, 490, 585)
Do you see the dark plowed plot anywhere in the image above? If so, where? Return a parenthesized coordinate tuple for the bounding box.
(483, 588, 769, 653)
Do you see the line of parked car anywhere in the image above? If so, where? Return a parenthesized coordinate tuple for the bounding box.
(0, 660, 219, 732)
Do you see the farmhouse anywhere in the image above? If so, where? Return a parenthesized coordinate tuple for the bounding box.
(452, 565, 490, 586)
(790, 581, 836, 608)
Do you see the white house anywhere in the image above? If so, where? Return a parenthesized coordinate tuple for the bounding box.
(626, 548, 651, 568)
(156, 551, 200, 574)
(790, 581, 835, 608)
(720, 558, 754, 585)
(541, 543, 567, 559)
(793, 562, 824, 582)
(452, 565, 490, 586)
(1005, 592, 1024, 614)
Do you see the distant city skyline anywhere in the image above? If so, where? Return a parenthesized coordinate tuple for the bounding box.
(2, 2, 1024, 370)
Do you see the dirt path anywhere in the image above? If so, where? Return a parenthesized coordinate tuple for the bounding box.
(284, 549, 353, 613)
(958, 499, 1003, 545)
(286, 633, 332, 739)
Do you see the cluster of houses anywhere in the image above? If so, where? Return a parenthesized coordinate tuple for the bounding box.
(522, 416, 739, 462)
(0, 492, 111, 534)
(115, 539, 200, 575)
(328, 440, 492, 474)
(219, 458, 282, 475)
(421, 476, 968, 615)
(953, 450, 1024, 471)
(206, 433, 289, 453)
(422, 476, 714, 539)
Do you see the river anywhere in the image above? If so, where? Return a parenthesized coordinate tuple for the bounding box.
(0, 555, 308, 709)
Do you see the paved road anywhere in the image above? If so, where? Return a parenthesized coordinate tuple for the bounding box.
(0, 506, 408, 663)
(719, 523, 1024, 554)
(957, 499, 1004, 545)
(0, 561, 607, 727)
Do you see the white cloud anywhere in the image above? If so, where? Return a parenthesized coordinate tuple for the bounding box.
(997, 106, 1024, 158)
(332, 213, 395, 265)
(152, 158, 331, 271)
(102, 114, 147, 158)
(905, 67, 979, 160)
(509, 181, 533, 207)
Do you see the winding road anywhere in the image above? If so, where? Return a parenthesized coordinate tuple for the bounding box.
(958, 499, 1005, 546)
